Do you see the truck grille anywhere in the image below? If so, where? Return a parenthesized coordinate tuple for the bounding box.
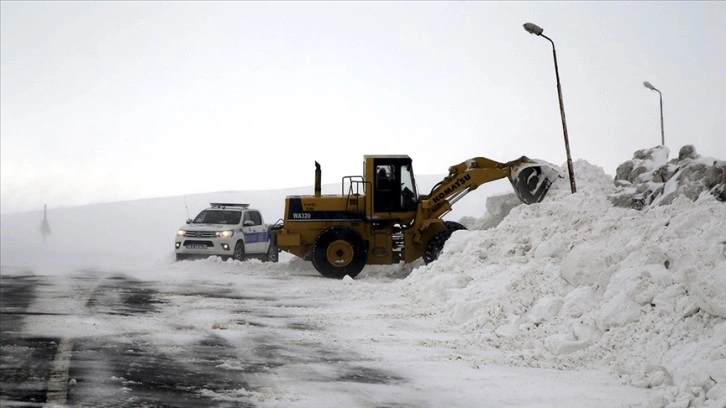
(183, 240, 214, 247)
(183, 231, 216, 238)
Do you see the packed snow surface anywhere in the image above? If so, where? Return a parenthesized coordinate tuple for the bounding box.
(405, 148, 726, 408)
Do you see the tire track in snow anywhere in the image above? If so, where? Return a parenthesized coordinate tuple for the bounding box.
(45, 278, 103, 406)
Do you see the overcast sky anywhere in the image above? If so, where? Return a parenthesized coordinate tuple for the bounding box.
(2, 1, 724, 214)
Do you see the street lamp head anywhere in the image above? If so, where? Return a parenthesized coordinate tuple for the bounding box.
(643, 80, 665, 145)
(643, 81, 657, 91)
(523, 22, 544, 36)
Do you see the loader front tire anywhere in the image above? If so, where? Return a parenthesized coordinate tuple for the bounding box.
(444, 221, 467, 232)
(423, 230, 453, 264)
(423, 222, 468, 264)
(264, 243, 279, 263)
(312, 227, 367, 279)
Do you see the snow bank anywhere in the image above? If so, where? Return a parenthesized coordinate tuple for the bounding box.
(610, 145, 726, 209)
(399, 149, 726, 408)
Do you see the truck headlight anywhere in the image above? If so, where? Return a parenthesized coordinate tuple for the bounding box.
(177, 229, 186, 236)
(217, 230, 234, 238)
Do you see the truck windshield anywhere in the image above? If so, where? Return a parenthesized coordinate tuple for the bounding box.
(193, 210, 242, 225)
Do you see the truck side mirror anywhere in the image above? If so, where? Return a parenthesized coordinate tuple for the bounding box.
(243, 220, 254, 226)
(186, 219, 192, 224)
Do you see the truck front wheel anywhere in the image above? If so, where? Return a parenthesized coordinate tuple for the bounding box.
(233, 241, 245, 261)
(312, 227, 367, 279)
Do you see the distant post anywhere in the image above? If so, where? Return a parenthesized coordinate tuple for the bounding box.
(40, 204, 51, 243)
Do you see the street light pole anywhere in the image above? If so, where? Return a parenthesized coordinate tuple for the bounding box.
(643, 81, 665, 146)
(523, 22, 576, 194)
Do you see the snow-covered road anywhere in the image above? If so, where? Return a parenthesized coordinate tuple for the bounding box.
(1, 257, 653, 407)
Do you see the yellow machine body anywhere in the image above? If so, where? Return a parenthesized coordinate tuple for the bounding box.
(272, 154, 558, 279)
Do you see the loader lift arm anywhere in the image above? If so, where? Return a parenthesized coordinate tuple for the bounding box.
(420, 156, 556, 221)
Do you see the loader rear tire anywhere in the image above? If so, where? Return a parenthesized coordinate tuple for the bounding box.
(312, 227, 367, 279)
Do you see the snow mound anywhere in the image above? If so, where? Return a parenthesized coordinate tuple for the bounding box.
(464, 158, 616, 230)
(461, 192, 521, 230)
(610, 145, 726, 209)
(400, 148, 726, 408)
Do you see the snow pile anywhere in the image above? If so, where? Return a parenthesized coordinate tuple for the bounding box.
(459, 193, 521, 230)
(399, 152, 726, 408)
(461, 158, 616, 230)
(610, 145, 726, 209)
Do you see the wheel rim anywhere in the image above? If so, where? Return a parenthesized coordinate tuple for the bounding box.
(326, 239, 354, 267)
(312, 226, 368, 279)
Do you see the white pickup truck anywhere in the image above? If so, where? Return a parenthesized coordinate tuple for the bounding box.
(174, 203, 278, 262)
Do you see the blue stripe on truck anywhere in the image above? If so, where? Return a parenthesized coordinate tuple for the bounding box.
(243, 231, 268, 243)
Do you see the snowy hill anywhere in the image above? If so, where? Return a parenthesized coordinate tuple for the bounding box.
(1, 145, 725, 407)
(0, 174, 510, 269)
(402, 148, 725, 407)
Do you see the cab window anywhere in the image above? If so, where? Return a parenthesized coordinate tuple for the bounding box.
(376, 165, 394, 191)
(250, 211, 262, 225)
(373, 162, 399, 212)
(243, 211, 262, 226)
(400, 164, 418, 211)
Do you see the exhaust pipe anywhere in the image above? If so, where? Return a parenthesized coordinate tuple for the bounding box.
(315, 161, 321, 197)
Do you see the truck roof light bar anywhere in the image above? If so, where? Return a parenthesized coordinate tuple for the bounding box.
(210, 203, 249, 208)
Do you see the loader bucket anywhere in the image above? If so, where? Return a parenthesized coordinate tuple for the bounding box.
(508, 160, 561, 204)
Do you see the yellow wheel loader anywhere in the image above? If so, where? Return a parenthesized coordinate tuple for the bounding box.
(271, 155, 560, 279)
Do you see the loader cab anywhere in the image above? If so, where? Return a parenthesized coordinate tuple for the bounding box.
(366, 155, 419, 215)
